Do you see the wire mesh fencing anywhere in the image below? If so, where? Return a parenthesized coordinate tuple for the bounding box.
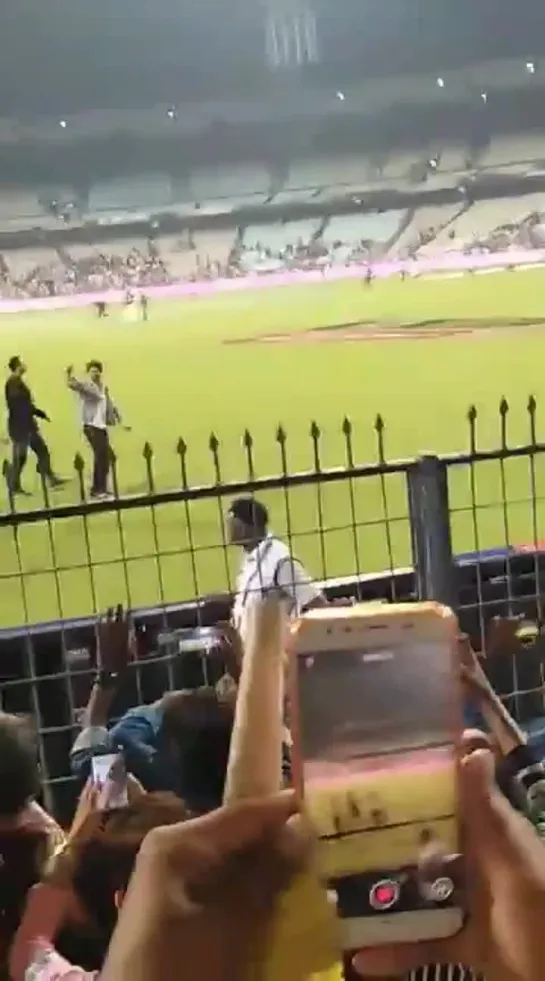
(1, 401, 545, 819)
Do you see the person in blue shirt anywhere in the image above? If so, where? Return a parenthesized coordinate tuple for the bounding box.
(70, 675, 234, 814)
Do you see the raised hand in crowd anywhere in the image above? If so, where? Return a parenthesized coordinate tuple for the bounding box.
(353, 733, 545, 981)
(97, 604, 136, 677)
(11, 787, 188, 981)
(100, 792, 307, 981)
(78, 605, 136, 730)
(76, 604, 136, 730)
(215, 619, 244, 676)
(61, 772, 145, 850)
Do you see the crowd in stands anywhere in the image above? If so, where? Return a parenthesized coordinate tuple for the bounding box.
(1, 588, 545, 981)
(0, 243, 171, 299)
(2, 190, 545, 299)
(395, 196, 545, 261)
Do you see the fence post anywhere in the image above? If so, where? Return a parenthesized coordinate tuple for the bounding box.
(406, 454, 458, 609)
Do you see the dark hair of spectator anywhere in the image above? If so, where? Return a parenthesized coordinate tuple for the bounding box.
(228, 496, 269, 531)
(8, 356, 21, 372)
(161, 688, 234, 814)
(0, 714, 40, 818)
(85, 360, 103, 373)
(68, 793, 188, 940)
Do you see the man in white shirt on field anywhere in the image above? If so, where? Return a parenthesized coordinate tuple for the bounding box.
(66, 360, 127, 499)
(227, 496, 326, 649)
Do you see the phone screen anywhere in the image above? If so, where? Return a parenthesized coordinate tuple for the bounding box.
(295, 640, 461, 926)
(91, 753, 128, 809)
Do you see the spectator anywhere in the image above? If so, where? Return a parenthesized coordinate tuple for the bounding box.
(58, 745, 545, 981)
(101, 792, 306, 981)
(0, 242, 172, 300)
(0, 713, 65, 960)
(70, 607, 234, 813)
(10, 787, 188, 981)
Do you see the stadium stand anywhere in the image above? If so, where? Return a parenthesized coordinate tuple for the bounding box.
(87, 174, 171, 215)
(286, 155, 371, 191)
(0, 238, 171, 297)
(0, 190, 42, 229)
(160, 230, 236, 279)
(393, 203, 464, 257)
(380, 151, 420, 182)
(479, 134, 545, 171)
(436, 143, 471, 174)
(190, 164, 270, 203)
(243, 219, 320, 252)
(321, 210, 405, 253)
(191, 230, 236, 266)
(2, 247, 56, 277)
(156, 245, 197, 279)
(433, 194, 545, 252)
(269, 187, 319, 205)
(240, 219, 322, 272)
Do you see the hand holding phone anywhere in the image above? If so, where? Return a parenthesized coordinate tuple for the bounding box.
(288, 601, 465, 949)
(91, 753, 129, 810)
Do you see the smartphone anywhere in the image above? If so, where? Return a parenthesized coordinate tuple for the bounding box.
(91, 752, 129, 809)
(288, 602, 464, 949)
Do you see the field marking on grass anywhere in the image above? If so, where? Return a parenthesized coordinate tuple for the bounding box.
(226, 317, 545, 346)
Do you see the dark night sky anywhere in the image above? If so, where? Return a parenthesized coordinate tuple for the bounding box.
(1, 0, 544, 115)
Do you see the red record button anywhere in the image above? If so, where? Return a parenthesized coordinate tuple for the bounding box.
(369, 879, 400, 911)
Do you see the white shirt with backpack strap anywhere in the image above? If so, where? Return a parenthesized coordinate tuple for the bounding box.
(232, 533, 321, 647)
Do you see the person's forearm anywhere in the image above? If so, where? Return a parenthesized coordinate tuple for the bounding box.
(480, 687, 526, 757)
(67, 376, 98, 399)
(82, 682, 116, 728)
(304, 593, 328, 610)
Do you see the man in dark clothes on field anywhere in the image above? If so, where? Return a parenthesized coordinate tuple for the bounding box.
(4, 356, 65, 495)
(139, 293, 148, 321)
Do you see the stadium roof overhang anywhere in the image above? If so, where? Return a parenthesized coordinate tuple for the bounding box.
(0, 57, 540, 147)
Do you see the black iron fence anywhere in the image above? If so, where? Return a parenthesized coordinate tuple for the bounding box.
(1, 400, 545, 820)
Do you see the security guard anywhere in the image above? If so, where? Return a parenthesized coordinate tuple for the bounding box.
(227, 496, 326, 648)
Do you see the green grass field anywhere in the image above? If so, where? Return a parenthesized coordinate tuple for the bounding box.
(2, 268, 545, 629)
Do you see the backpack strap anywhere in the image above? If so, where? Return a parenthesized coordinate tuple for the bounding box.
(272, 554, 304, 600)
(237, 537, 276, 611)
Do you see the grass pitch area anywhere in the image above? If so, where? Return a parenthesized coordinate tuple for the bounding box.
(1, 268, 545, 628)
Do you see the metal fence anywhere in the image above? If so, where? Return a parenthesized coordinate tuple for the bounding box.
(1, 400, 545, 821)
